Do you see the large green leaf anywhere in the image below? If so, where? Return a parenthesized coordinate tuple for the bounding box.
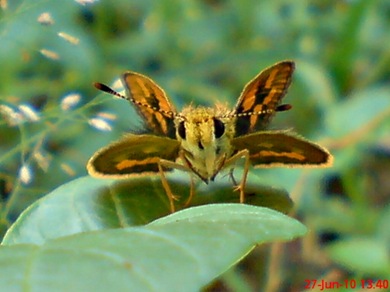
(0, 204, 306, 292)
(2, 175, 293, 245)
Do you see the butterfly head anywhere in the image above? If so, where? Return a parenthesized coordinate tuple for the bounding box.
(175, 106, 235, 182)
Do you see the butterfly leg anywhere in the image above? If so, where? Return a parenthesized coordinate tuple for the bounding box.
(228, 168, 238, 186)
(157, 162, 177, 213)
(184, 176, 195, 207)
(224, 149, 251, 203)
(159, 159, 193, 212)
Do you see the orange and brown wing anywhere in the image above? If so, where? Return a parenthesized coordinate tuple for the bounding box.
(122, 72, 177, 138)
(87, 134, 181, 177)
(231, 131, 332, 167)
(234, 61, 295, 136)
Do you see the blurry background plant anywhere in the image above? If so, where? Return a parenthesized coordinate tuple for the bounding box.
(0, 0, 389, 291)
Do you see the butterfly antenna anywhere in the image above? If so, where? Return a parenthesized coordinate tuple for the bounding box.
(94, 82, 127, 99)
(176, 113, 187, 121)
(276, 104, 292, 112)
(94, 82, 176, 118)
(218, 103, 292, 119)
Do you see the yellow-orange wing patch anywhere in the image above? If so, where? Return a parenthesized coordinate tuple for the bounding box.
(234, 61, 295, 136)
(87, 134, 181, 177)
(231, 131, 332, 167)
(122, 72, 177, 138)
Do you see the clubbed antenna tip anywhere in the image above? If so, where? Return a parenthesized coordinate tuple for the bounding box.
(93, 82, 126, 99)
(276, 104, 292, 112)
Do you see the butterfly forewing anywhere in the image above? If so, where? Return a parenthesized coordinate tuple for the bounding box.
(87, 135, 181, 177)
(234, 61, 295, 136)
(122, 72, 177, 138)
(231, 131, 332, 167)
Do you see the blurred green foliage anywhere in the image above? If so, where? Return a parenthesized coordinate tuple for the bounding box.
(1, 0, 390, 290)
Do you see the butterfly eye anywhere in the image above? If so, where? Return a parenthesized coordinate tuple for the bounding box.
(213, 118, 225, 139)
(178, 121, 186, 140)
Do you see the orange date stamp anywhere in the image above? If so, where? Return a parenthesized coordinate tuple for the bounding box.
(304, 279, 389, 290)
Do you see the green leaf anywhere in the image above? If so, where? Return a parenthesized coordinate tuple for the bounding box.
(2, 175, 293, 245)
(327, 238, 390, 277)
(0, 204, 306, 292)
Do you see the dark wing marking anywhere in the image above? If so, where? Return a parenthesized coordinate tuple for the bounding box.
(122, 72, 177, 138)
(234, 61, 295, 136)
(87, 134, 181, 177)
(231, 131, 332, 167)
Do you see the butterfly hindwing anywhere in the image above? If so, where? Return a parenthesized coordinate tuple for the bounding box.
(234, 61, 295, 136)
(87, 134, 181, 177)
(122, 72, 177, 138)
(231, 131, 332, 167)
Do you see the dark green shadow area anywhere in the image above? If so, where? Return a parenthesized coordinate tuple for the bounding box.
(2, 173, 292, 245)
